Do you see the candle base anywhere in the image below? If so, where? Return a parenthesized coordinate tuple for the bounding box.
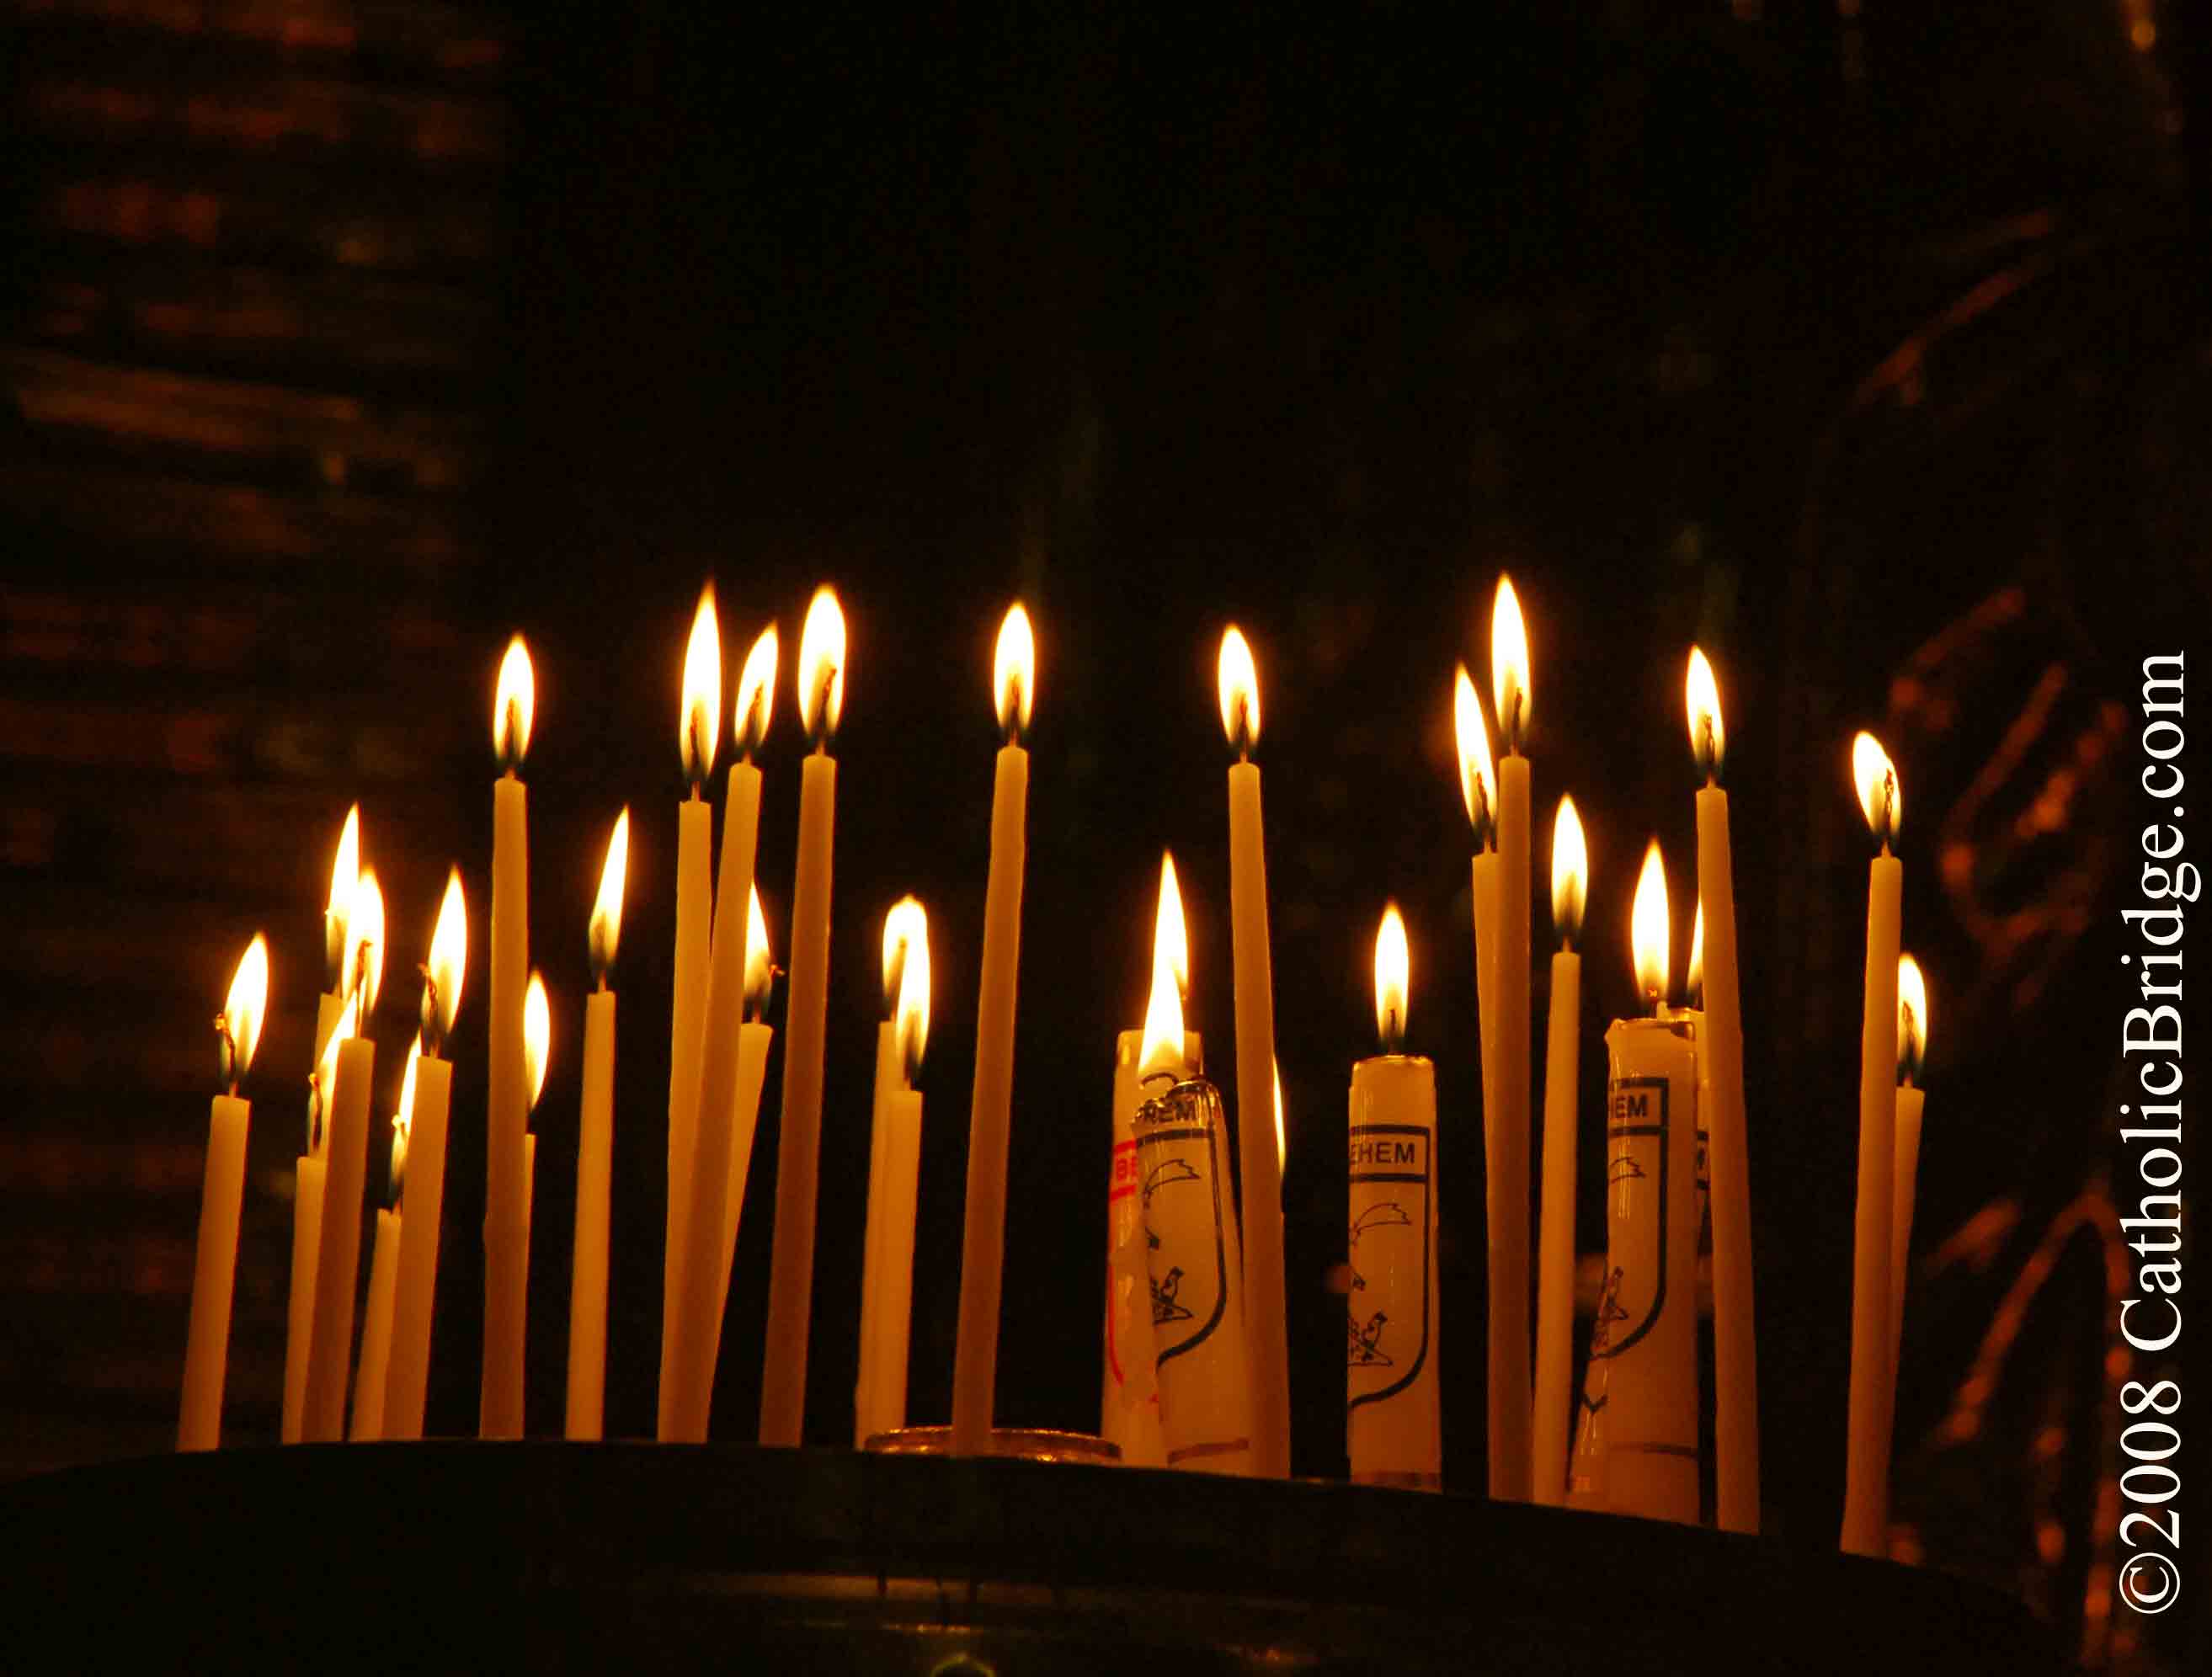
(860, 1426, 1121, 1466)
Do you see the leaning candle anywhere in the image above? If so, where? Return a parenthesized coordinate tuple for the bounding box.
(304, 870, 384, 1442)
(666, 628, 776, 1442)
(511, 970, 550, 1427)
(1347, 905, 1442, 1489)
(758, 586, 846, 1448)
(1843, 732, 1904, 1555)
(1489, 579, 1535, 1503)
(568, 812, 628, 1440)
(950, 604, 1034, 1456)
(858, 898, 921, 1441)
(482, 635, 536, 1440)
(383, 870, 466, 1440)
(179, 934, 268, 1451)
(350, 1067, 407, 1445)
(1886, 956, 1927, 1450)
(856, 899, 930, 1445)
(1687, 648, 1760, 1532)
(712, 886, 778, 1340)
(660, 587, 720, 1435)
(1217, 626, 1290, 1479)
(1532, 799, 1586, 1504)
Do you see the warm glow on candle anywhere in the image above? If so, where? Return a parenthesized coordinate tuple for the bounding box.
(1897, 954, 1927, 1085)
(493, 636, 536, 771)
(1272, 1060, 1286, 1176)
(324, 805, 359, 992)
(1550, 796, 1586, 945)
(522, 972, 550, 1112)
(1374, 903, 1410, 1051)
(1491, 577, 1530, 753)
(309, 1025, 340, 1155)
(1156, 852, 1189, 1000)
(1453, 663, 1496, 845)
(680, 587, 722, 785)
(1218, 626, 1261, 756)
(1687, 902, 1705, 1004)
(894, 906, 931, 1082)
(347, 870, 385, 1020)
(589, 809, 630, 983)
(735, 626, 778, 759)
(422, 870, 466, 1053)
(218, 934, 269, 1091)
(797, 588, 845, 747)
(744, 883, 773, 1017)
(994, 604, 1036, 743)
(1632, 840, 1670, 1009)
(1852, 732, 1901, 847)
(392, 1038, 419, 1196)
(1685, 647, 1725, 780)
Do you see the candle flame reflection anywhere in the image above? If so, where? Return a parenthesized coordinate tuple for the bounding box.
(522, 972, 550, 1113)
(1273, 1059, 1286, 1177)
(1491, 577, 1530, 753)
(589, 809, 629, 982)
(994, 604, 1036, 742)
(1852, 732, 1901, 846)
(423, 870, 466, 1053)
(1218, 626, 1261, 756)
(1550, 795, 1586, 945)
(1685, 647, 1725, 780)
(1898, 954, 1928, 1084)
(735, 626, 778, 759)
(680, 586, 721, 785)
(744, 884, 774, 1019)
(218, 933, 269, 1090)
(797, 588, 845, 746)
(1632, 839, 1670, 1009)
(493, 636, 535, 770)
(1374, 903, 1410, 1052)
(1687, 902, 1705, 1006)
(1454, 664, 1496, 847)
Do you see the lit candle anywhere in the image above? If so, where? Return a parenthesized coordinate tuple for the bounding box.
(482, 635, 536, 1439)
(1687, 647, 1759, 1532)
(350, 1058, 409, 1444)
(1532, 798, 1586, 1504)
(1488, 579, 1535, 1503)
(382, 870, 466, 1440)
(1217, 626, 1290, 1479)
(660, 587, 721, 1436)
(1133, 929, 1250, 1474)
(1886, 956, 1927, 1456)
(1843, 732, 1903, 1555)
(567, 811, 628, 1440)
(950, 604, 1034, 1456)
(758, 585, 846, 1448)
(281, 1032, 333, 1445)
(1570, 842, 1700, 1523)
(1348, 905, 1442, 1489)
(303, 870, 383, 1442)
(179, 934, 268, 1451)
(1101, 856, 1195, 1467)
(856, 899, 930, 1445)
(712, 886, 777, 1337)
(509, 968, 550, 1429)
(665, 626, 776, 1441)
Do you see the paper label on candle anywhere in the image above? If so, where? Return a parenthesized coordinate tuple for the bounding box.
(1139, 1128, 1225, 1344)
(1596, 1077, 1674, 1362)
(1346, 1126, 1431, 1398)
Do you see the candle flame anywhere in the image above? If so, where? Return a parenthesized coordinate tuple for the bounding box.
(1491, 576, 1530, 753)
(1218, 626, 1261, 756)
(1687, 902, 1705, 1006)
(1453, 663, 1496, 845)
(1374, 904, 1410, 1051)
(422, 869, 466, 1052)
(680, 586, 721, 785)
(308, 1024, 341, 1154)
(797, 588, 845, 746)
(994, 604, 1036, 742)
(1550, 795, 1587, 945)
(734, 625, 778, 759)
(493, 636, 535, 770)
(1156, 852, 1190, 1001)
(522, 971, 550, 1113)
(1631, 839, 1670, 1009)
(893, 905, 930, 1082)
(323, 804, 359, 993)
(217, 932, 269, 1089)
(392, 1036, 419, 1201)
(744, 883, 774, 1017)
(1138, 945, 1186, 1079)
(1686, 647, 1725, 780)
(1898, 953, 1928, 1084)
(1852, 731, 1901, 846)
(589, 808, 629, 982)
(1273, 1059, 1287, 1177)
(347, 869, 386, 1021)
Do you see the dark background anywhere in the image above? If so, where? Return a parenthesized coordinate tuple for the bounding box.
(2, 3, 2204, 1670)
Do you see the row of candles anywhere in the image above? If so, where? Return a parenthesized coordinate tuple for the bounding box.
(176, 578, 1928, 1554)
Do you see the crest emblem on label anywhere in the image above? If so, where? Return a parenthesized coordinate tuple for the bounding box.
(1346, 1125, 1430, 1403)
(1594, 1076, 1671, 1361)
(1135, 1119, 1229, 1366)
